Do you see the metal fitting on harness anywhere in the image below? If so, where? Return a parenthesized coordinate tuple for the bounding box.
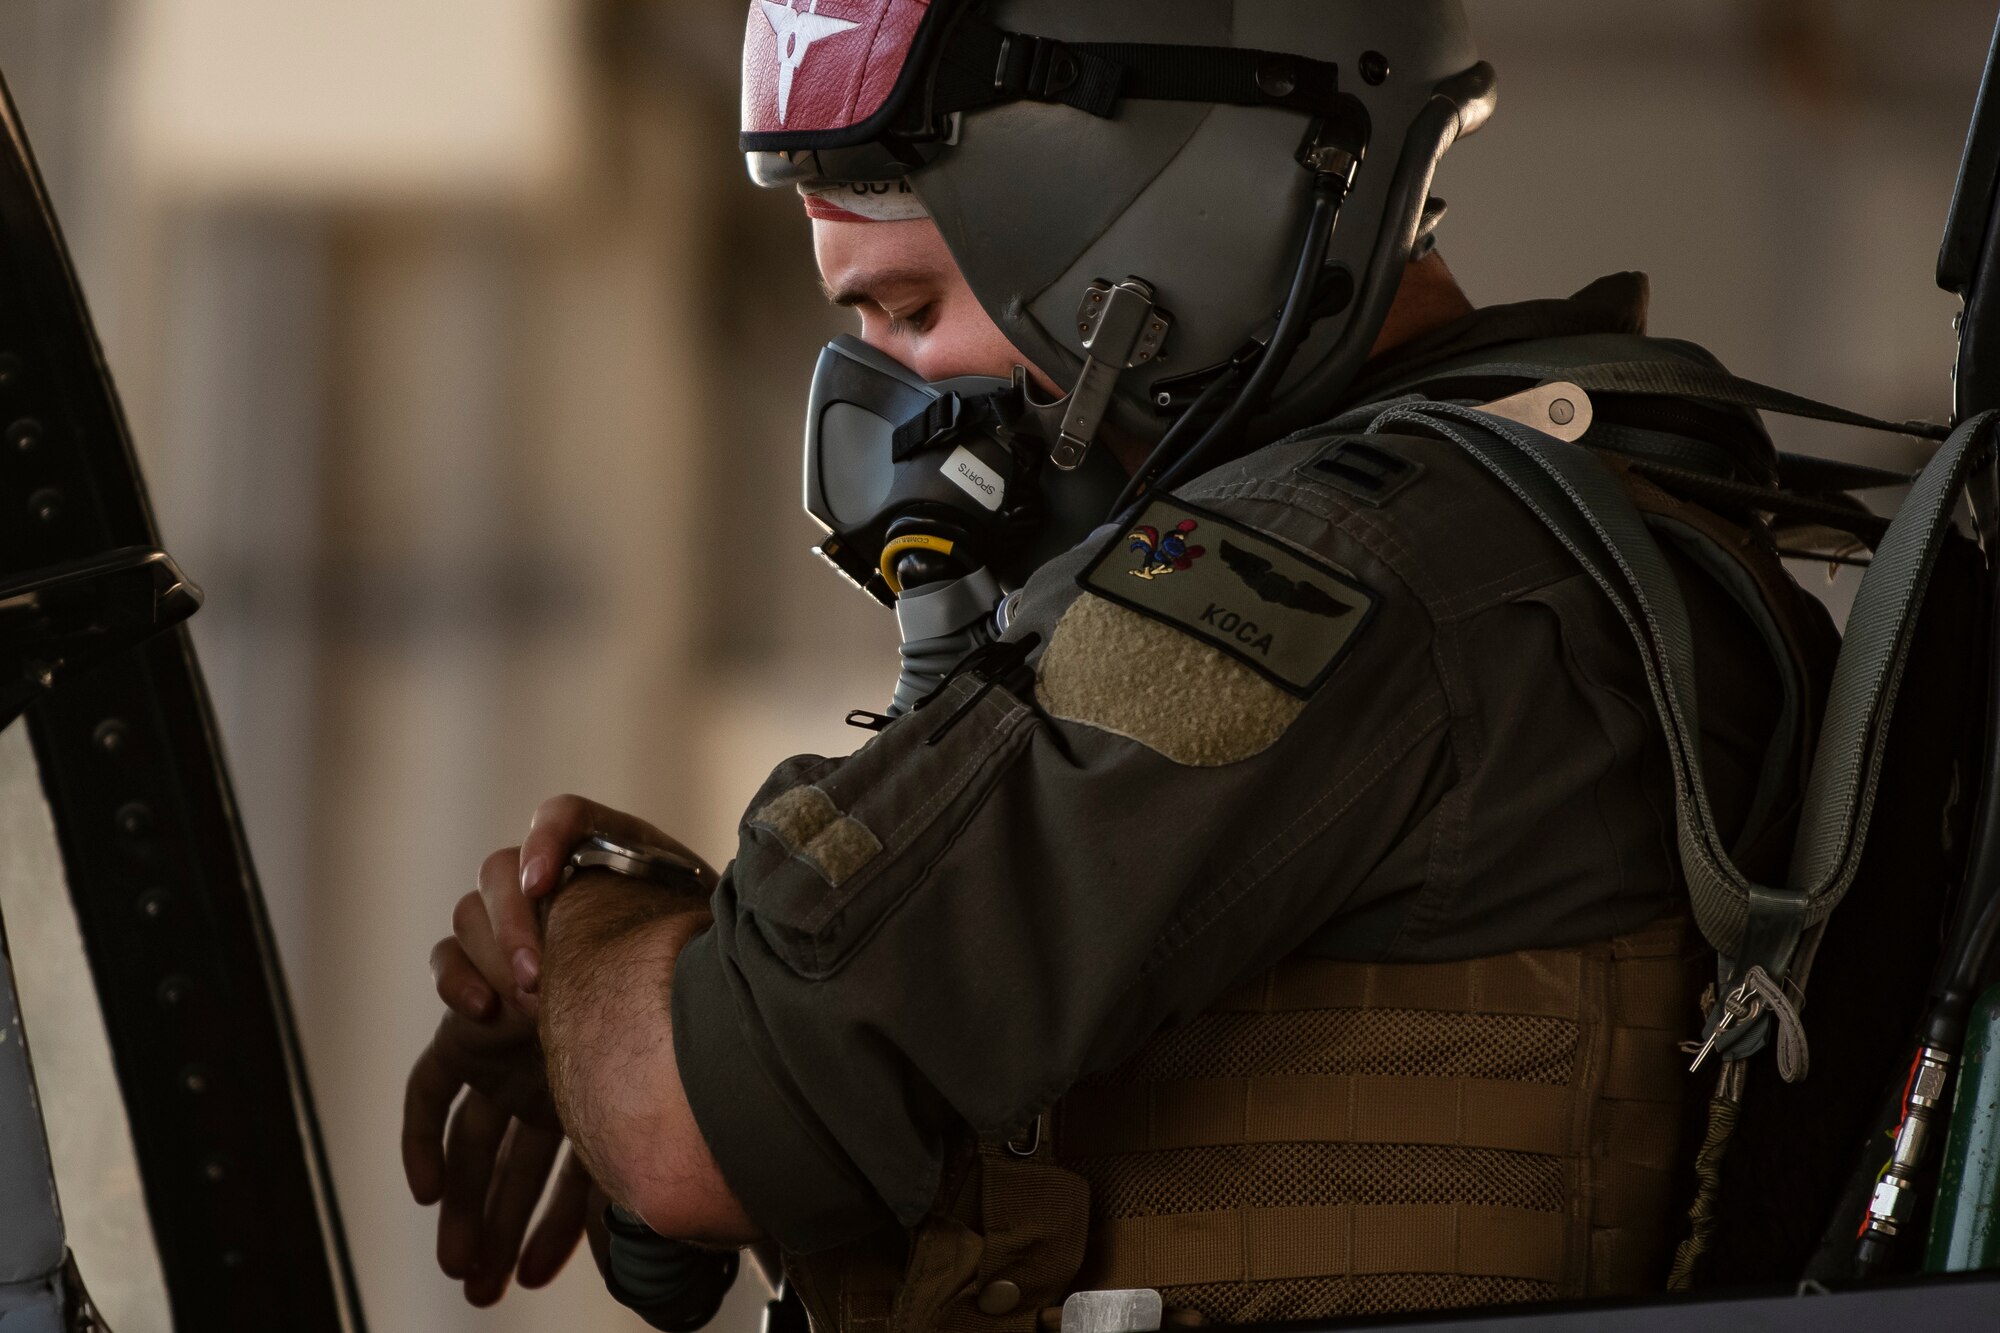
(1685, 965, 1810, 1082)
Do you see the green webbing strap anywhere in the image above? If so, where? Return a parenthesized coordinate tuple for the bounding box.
(1369, 401, 1765, 966)
(1369, 403, 1999, 1039)
(1649, 515, 1805, 863)
(1374, 354, 1950, 443)
(1775, 451, 1919, 494)
(1621, 462, 1894, 548)
(1789, 410, 2000, 911)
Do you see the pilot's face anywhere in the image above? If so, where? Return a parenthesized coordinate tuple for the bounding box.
(812, 216, 1060, 394)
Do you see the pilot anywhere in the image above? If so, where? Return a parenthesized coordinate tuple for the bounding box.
(404, 1, 1838, 1326)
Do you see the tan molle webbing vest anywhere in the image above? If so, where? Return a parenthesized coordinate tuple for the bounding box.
(785, 918, 1698, 1331)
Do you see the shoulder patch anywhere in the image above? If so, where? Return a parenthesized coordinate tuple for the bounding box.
(1079, 496, 1378, 697)
(1036, 595, 1303, 766)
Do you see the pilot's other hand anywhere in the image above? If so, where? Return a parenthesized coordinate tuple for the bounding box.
(409, 996, 605, 1302)
(405, 1006, 586, 1303)
(407, 844, 585, 1304)
(499, 794, 716, 1008)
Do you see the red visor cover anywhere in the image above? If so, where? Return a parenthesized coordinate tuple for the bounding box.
(741, 0, 931, 139)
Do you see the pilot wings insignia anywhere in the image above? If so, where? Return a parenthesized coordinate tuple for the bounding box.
(1219, 540, 1354, 619)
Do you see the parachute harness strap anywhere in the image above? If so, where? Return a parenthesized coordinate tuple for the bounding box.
(1372, 401, 1790, 1035)
(1369, 400, 2000, 1071)
(1363, 355, 1953, 444)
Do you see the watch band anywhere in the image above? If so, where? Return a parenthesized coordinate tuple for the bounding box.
(567, 833, 706, 889)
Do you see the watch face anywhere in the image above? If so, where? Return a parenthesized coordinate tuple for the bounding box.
(571, 836, 704, 887)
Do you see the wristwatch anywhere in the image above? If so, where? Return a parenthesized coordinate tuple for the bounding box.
(567, 833, 706, 890)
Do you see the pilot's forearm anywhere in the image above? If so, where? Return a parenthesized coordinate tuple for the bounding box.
(537, 870, 760, 1244)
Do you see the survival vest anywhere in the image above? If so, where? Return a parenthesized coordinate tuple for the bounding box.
(788, 920, 1696, 1330)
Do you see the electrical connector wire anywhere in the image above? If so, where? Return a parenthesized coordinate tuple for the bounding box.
(1104, 365, 1241, 523)
(1108, 171, 1350, 520)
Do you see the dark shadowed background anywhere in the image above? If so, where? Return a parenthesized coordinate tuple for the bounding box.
(0, 1, 1988, 1328)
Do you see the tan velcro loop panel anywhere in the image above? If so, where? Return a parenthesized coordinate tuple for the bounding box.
(1234, 948, 1585, 1020)
(1611, 957, 1698, 1033)
(1034, 594, 1306, 767)
(750, 783, 841, 852)
(750, 784, 882, 888)
(1059, 1076, 1573, 1159)
(801, 816, 883, 888)
(1090, 1205, 1569, 1289)
(1610, 916, 1689, 959)
(1609, 916, 1698, 1034)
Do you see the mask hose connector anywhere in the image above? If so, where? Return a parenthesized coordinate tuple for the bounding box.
(889, 566, 1006, 716)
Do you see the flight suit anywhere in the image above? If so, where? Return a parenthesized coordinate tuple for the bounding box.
(666, 274, 1834, 1327)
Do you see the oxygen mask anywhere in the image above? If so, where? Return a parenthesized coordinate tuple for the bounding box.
(802, 334, 1126, 713)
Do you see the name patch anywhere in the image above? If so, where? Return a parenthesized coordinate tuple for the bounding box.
(1079, 497, 1378, 696)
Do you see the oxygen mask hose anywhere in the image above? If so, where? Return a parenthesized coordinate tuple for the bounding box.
(887, 561, 1007, 717)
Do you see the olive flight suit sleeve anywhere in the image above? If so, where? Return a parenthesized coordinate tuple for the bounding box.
(670, 473, 1464, 1254)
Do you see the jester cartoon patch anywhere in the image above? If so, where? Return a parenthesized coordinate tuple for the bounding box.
(1079, 497, 1378, 696)
(1125, 518, 1205, 579)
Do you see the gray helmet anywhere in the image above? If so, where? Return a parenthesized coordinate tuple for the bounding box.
(744, 0, 1494, 462)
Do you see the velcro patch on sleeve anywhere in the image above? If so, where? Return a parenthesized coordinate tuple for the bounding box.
(1036, 594, 1305, 766)
(750, 784, 882, 887)
(1079, 496, 1378, 697)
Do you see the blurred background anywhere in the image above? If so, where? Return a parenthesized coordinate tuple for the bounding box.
(0, 0, 1992, 1328)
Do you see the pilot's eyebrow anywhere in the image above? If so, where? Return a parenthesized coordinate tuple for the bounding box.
(821, 266, 933, 308)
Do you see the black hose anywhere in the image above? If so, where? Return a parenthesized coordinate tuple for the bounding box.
(1135, 174, 1348, 503)
(1104, 364, 1241, 523)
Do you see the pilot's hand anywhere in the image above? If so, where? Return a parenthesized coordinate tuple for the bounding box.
(406, 846, 585, 1304)
(498, 794, 716, 1010)
(405, 1007, 587, 1303)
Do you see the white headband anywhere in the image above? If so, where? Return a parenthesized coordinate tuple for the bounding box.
(801, 179, 930, 222)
